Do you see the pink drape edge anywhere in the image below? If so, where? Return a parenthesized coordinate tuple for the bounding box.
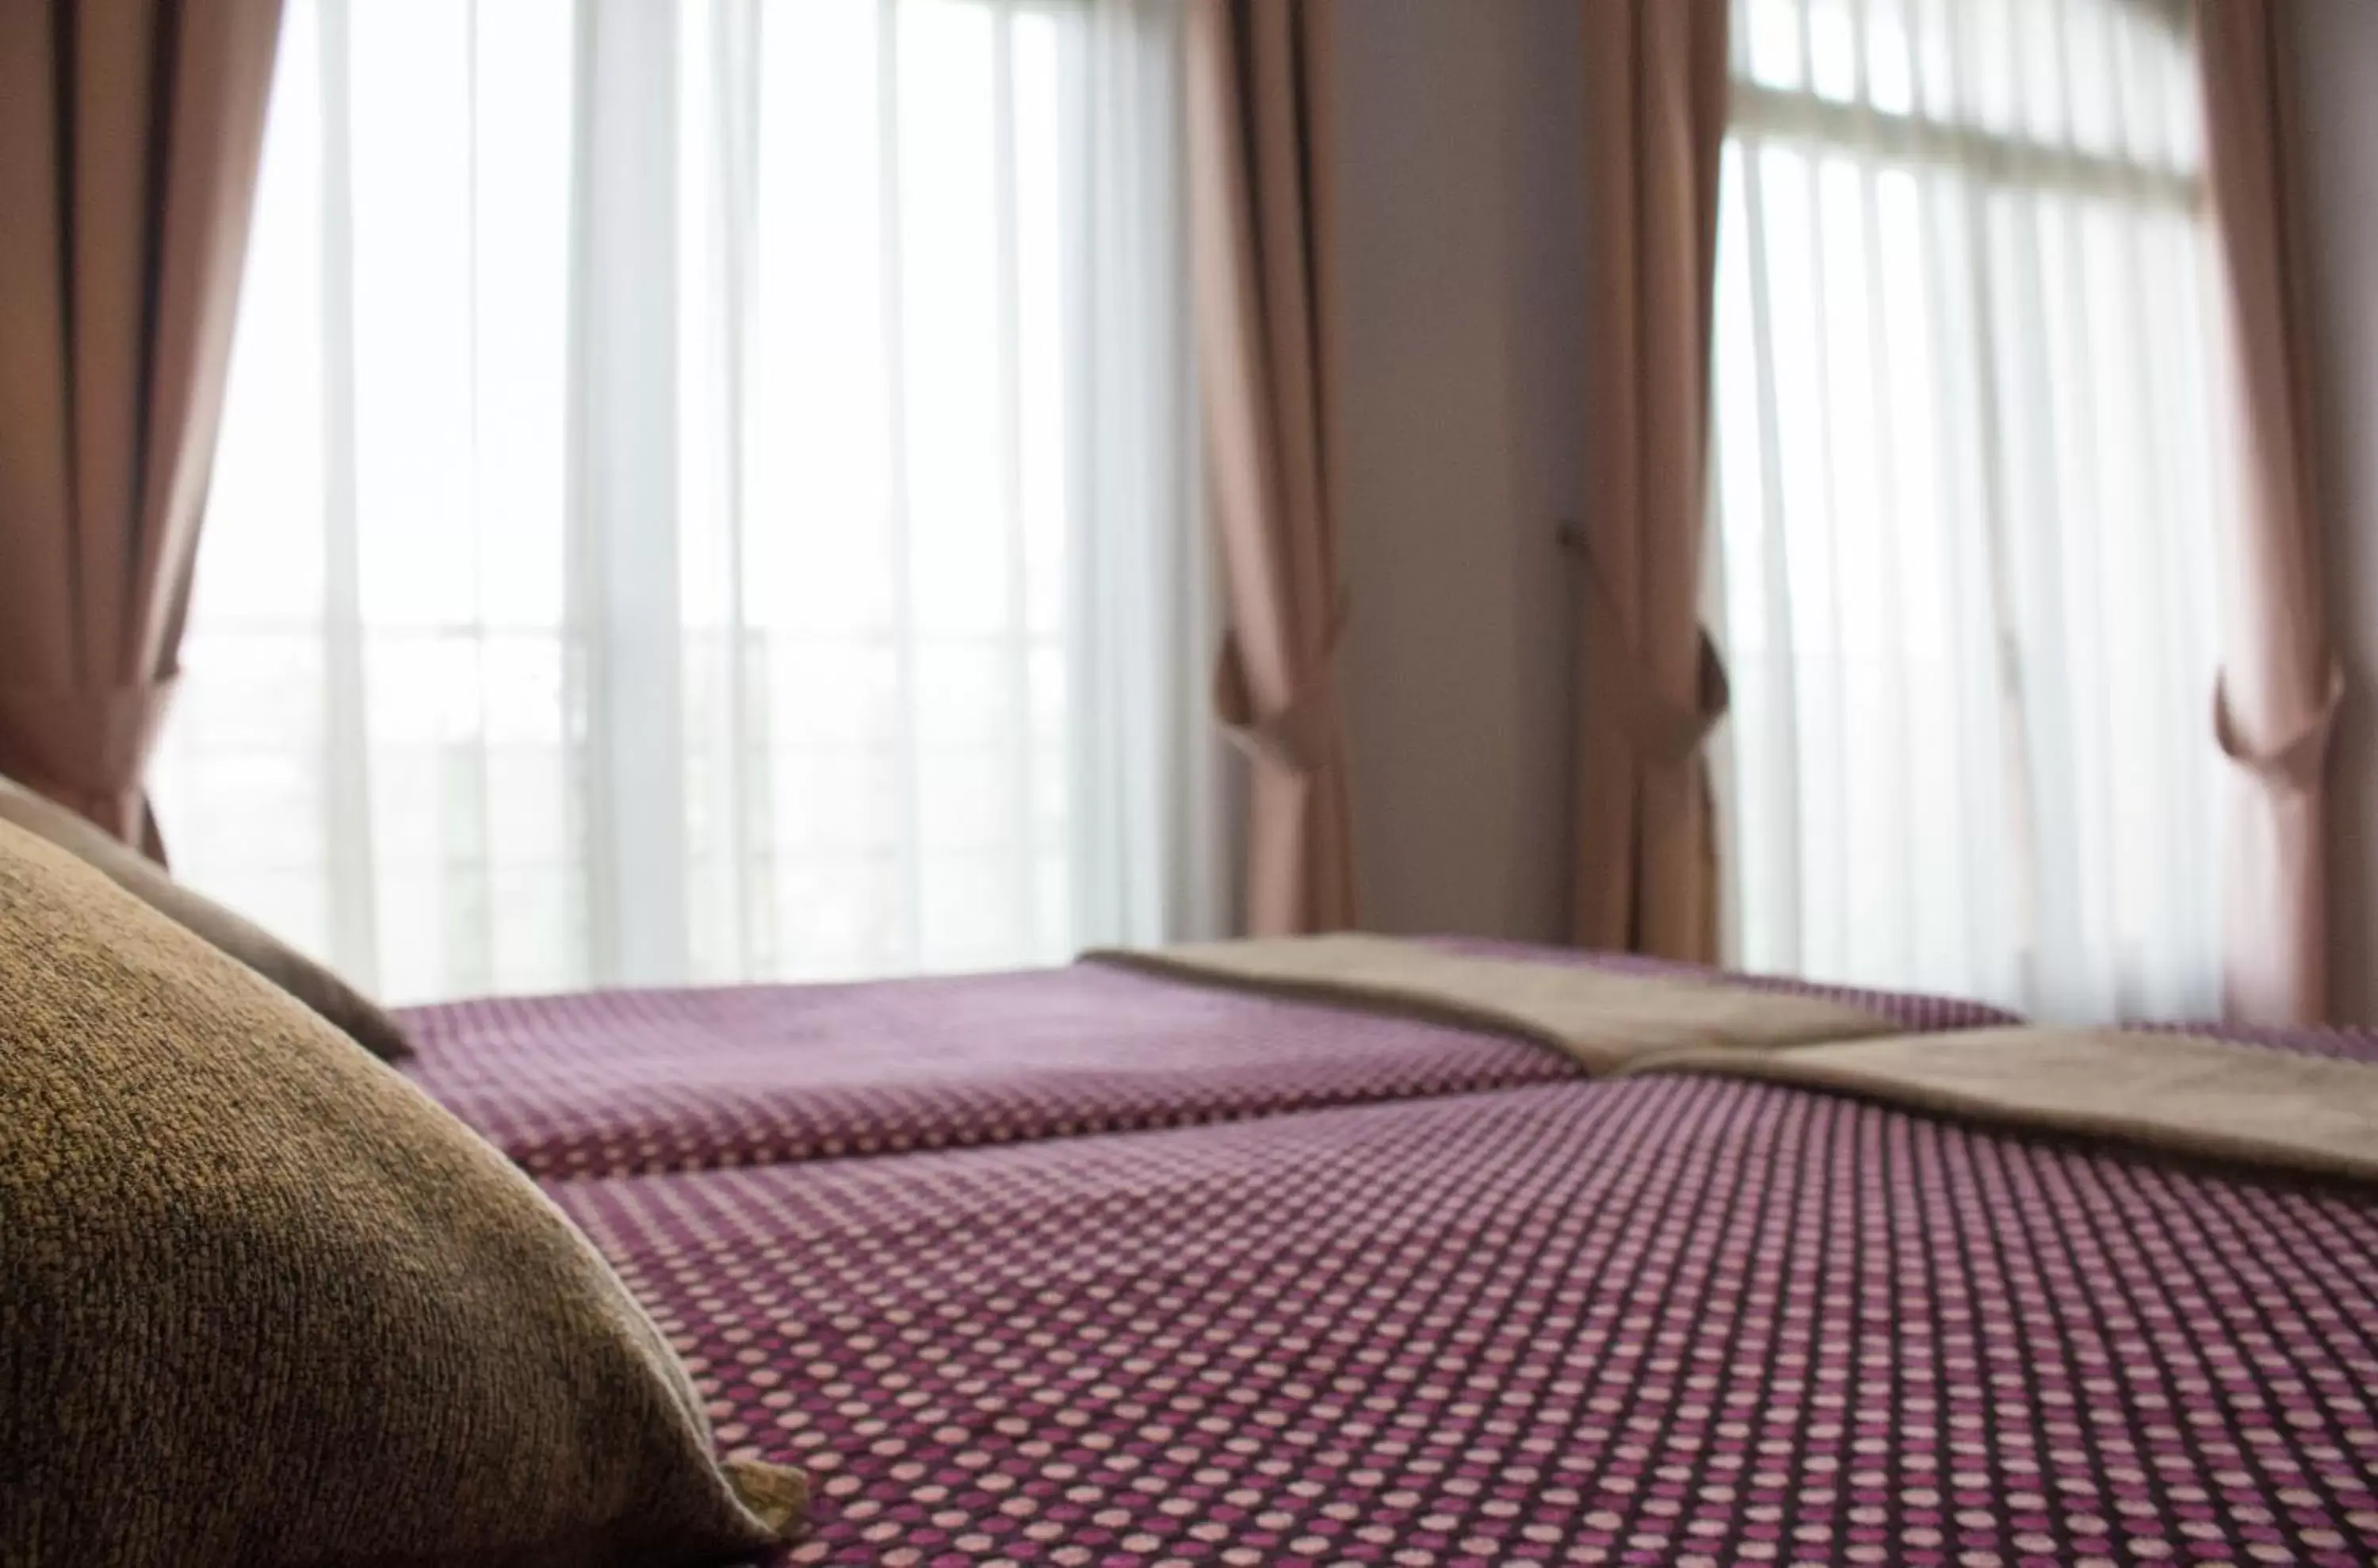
(1184, 0, 1357, 937)
(2197, 1, 2342, 1025)
(1569, 0, 1733, 963)
(0, 0, 285, 857)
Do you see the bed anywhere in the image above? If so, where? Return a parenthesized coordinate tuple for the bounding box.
(400, 943, 2378, 1566)
(396, 941, 2016, 1179)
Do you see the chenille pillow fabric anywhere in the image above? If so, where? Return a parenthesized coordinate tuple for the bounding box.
(0, 819, 803, 1567)
(0, 771, 413, 1060)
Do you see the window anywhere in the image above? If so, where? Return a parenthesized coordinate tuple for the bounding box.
(152, 0, 1221, 1004)
(1711, 0, 2226, 1019)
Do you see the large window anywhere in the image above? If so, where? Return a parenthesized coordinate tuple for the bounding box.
(153, 0, 1221, 1004)
(1711, 0, 2227, 1019)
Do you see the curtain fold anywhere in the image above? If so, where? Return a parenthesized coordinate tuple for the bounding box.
(1570, 0, 1732, 962)
(2196, 0, 2341, 1027)
(1184, 0, 1355, 938)
(0, 0, 284, 853)
(1072, 0, 1237, 949)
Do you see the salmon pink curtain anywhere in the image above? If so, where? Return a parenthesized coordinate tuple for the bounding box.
(2196, 1, 2343, 1025)
(1570, 0, 1732, 962)
(0, 0, 283, 854)
(1184, 0, 1355, 936)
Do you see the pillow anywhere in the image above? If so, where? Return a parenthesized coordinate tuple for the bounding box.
(0, 771, 412, 1059)
(0, 818, 805, 1567)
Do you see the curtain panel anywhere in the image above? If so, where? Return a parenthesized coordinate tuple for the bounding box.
(153, 0, 1221, 1003)
(2196, 0, 2344, 1026)
(1570, 0, 1734, 962)
(1184, 0, 1357, 938)
(0, 0, 284, 852)
(1708, 0, 2233, 1022)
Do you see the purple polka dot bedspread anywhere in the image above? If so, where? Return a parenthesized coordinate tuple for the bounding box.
(396, 946, 2017, 1180)
(397, 951, 2378, 1564)
(555, 1070, 2378, 1567)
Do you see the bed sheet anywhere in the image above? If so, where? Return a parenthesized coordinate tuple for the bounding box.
(400, 946, 2016, 1180)
(554, 1071, 2378, 1566)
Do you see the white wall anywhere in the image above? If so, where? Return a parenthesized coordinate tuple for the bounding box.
(1329, 0, 1585, 941)
(2288, 0, 2378, 1022)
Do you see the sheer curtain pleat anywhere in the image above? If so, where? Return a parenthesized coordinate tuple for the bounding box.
(1066, 0, 1233, 945)
(575, 0, 690, 987)
(154, 0, 1215, 1004)
(1715, 0, 2224, 1020)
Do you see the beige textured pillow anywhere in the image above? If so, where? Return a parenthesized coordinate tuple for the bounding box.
(0, 818, 804, 1567)
(0, 771, 412, 1059)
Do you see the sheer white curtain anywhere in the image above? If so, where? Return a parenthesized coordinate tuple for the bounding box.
(1710, 0, 2227, 1021)
(151, 0, 1224, 1004)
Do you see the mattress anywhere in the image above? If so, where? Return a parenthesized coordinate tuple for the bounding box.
(398, 946, 2016, 1180)
(553, 1069, 2378, 1567)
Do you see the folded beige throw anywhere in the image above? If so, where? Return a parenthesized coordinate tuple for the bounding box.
(1088, 934, 1902, 1070)
(1633, 1028, 2378, 1184)
(1091, 935, 2378, 1185)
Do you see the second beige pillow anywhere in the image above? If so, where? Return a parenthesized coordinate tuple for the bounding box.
(0, 771, 412, 1059)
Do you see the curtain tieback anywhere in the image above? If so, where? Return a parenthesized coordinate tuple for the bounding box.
(2212, 658, 2346, 795)
(0, 678, 181, 801)
(1214, 600, 1348, 778)
(1561, 523, 1730, 764)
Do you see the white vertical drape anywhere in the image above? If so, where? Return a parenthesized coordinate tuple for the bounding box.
(1711, 0, 2227, 1021)
(574, 0, 690, 986)
(1065, 0, 1234, 947)
(152, 0, 1219, 1004)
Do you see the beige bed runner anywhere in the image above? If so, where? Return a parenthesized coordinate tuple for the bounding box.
(1632, 1028, 2378, 1184)
(1086, 934, 1903, 1071)
(1090, 935, 2378, 1184)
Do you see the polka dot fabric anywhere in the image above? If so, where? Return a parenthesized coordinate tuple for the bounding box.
(399, 946, 2019, 1180)
(556, 1076, 2378, 1568)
